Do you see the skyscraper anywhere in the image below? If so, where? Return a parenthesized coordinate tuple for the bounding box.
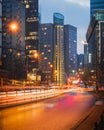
(24, 0, 39, 81)
(2, 0, 26, 80)
(64, 25, 77, 77)
(39, 23, 54, 83)
(86, 10, 104, 88)
(90, 0, 104, 18)
(87, 0, 104, 88)
(53, 13, 65, 86)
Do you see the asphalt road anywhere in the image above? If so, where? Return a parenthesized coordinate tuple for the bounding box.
(0, 91, 95, 130)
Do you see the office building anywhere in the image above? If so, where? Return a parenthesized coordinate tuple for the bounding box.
(53, 13, 65, 86)
(2, 0, 26, 80)
(64, 25, 77, 77)
(86, 10, 104, 88)
(24, 0, 39, 81)
(39, 23, 54, 83)
(90, 0, 104, 18)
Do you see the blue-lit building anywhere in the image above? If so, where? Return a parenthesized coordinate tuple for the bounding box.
(2, 0, 26, 80)
(39, 23, 54, 83)
(64, 25, 77, 77)
(90, 0, 104, 18)
(53, 13, 65, 86)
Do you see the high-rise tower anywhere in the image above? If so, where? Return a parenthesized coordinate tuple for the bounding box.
(39, 23, 54, 83)
(86, 1, 104, 88)
(53, 13, 65, 86)
(90, 0, 104, 18)
(24, 0, 39, 81)
(2, 0, 26, 80)
(64, 25, 77, 77)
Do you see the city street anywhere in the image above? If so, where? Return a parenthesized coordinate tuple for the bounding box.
(0, 91, 95, 130)
(1, 0, 104, 130)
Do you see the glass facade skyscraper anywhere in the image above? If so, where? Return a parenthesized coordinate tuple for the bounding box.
(24, 0, 39, 81)
(64, 25, 77, 77)
(90, 0, 104, 18)
(53, 13, 65, 86)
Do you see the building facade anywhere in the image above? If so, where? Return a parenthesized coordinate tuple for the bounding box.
(64, 25, 77, 77)
(86, 10, 104, 88)
(24, 0, 39, 81)
(2, 0, 26, 80)
(77, 54, 84, 72)
(39, 23, 54, 84)
(90, 0, 104, 18)
(53, 13, 65, 86)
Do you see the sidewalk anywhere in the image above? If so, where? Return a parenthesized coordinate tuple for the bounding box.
(71, 91, 104, 130)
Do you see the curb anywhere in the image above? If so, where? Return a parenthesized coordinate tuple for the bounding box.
(70, 105, 95, 130)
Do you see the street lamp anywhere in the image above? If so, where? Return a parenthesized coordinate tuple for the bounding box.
(8, 21, 19, 33)
(33, 52, 38, 59)
(50, 64, 53, 68)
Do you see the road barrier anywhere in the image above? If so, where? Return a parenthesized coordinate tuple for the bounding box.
(0, 88, 67, 108)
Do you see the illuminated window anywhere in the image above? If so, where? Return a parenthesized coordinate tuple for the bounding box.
(26, 4, 29, 8)
(80, 62, 82, 65)
(44, 27, 47, 30)
(44, 57, 47, 60)
(48, 50, 51, 52)
(41, 52, 44, 55)
(44, 45, 47, 47)
(89, 53, 92, 63)
(29, 32, 37, 35)
(8, 49, 12, 52)
(44, 32, 47, 35)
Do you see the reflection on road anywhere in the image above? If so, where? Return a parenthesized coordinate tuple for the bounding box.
(0, 92, 95, 130)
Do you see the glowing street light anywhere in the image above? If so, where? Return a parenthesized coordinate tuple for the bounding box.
(50, 64, 53, 68)
(8, 21, 19, 33)
(33, 52, 38, 58)
(11, 24, 17, 30)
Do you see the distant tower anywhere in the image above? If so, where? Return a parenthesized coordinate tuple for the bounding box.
(53, 13, 65, 86)
(64, 25, 77, 77)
